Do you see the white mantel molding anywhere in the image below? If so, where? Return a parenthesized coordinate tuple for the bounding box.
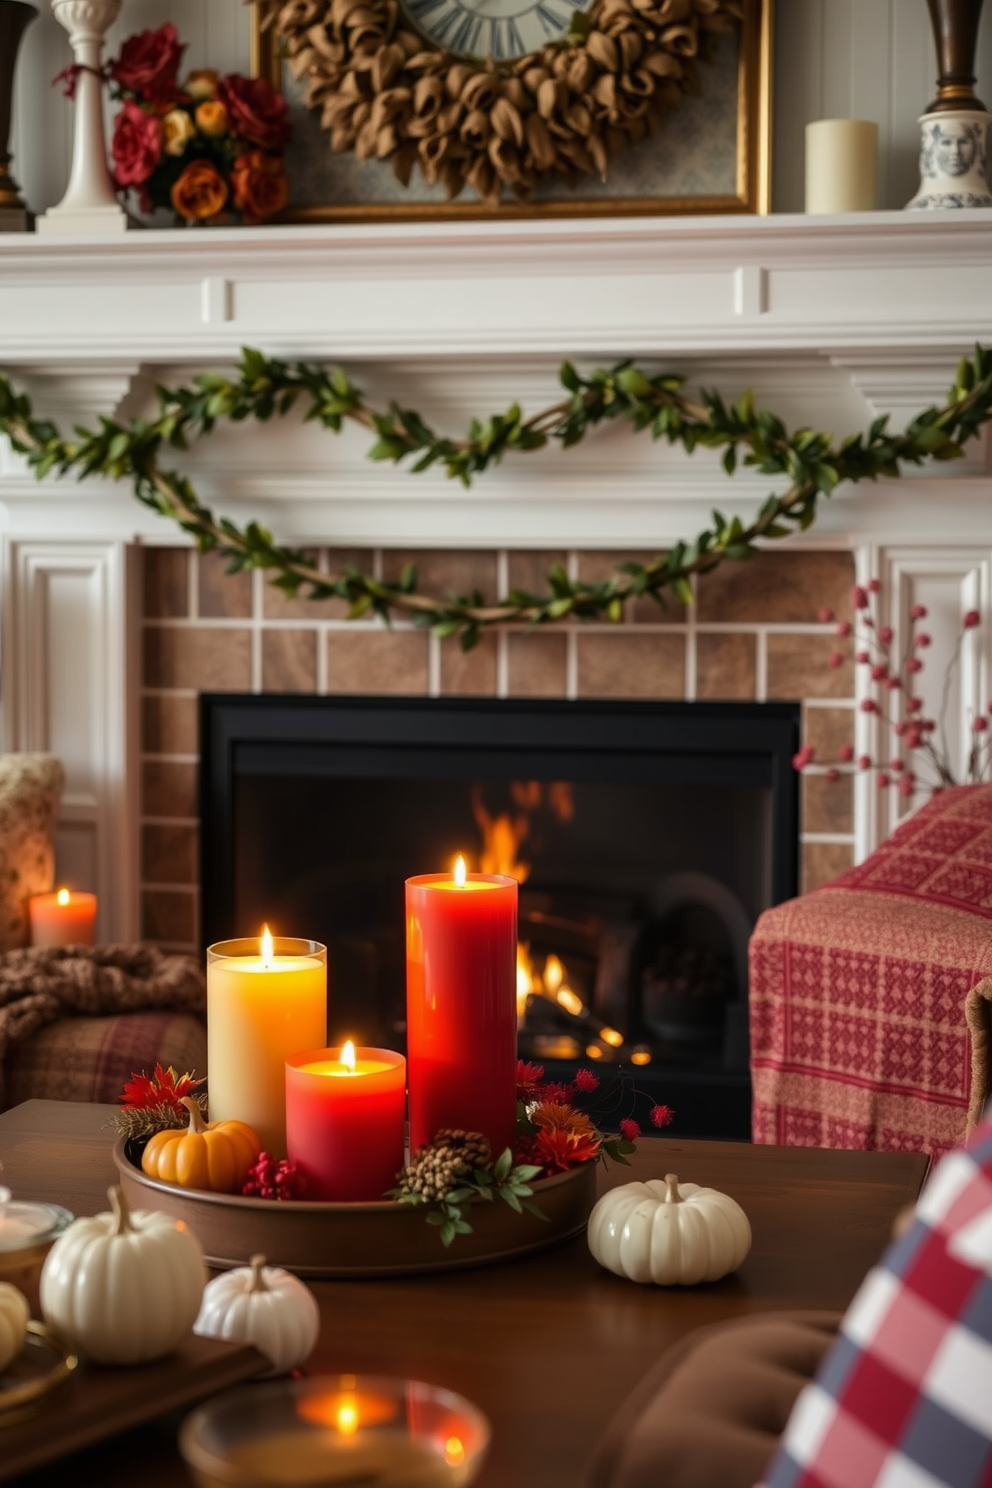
(0, 210, 991, 361)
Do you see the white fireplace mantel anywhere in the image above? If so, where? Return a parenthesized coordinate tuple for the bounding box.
(2, 209, 992, 941)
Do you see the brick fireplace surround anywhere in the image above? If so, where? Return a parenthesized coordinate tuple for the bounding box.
(140, 546, 856, 954)
(2, 213, 992, 949)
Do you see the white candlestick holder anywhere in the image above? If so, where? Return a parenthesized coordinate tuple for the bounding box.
(36, 0, 127, 236)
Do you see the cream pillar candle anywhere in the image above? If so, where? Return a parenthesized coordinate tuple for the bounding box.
(207, 930, 327, 1159)
(805, 119, 878, 213)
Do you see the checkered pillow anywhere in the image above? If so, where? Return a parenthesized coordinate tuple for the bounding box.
(760, 1121, 992, 1488)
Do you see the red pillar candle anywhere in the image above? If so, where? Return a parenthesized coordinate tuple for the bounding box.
(406, 861, 517, 1158)
(286, 1043, 406, 1201)
(28, 888, 97, 947)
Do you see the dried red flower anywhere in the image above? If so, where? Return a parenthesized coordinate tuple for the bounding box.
(792, 744, 815, 769)
(619, 1118, 641, 1141)
(965, 610, 981, 629)
(877, 771, 890, 788)
(515, 1060, 545, 1100)
(242, 1151, 306, 1201)
(852, 586, 869, 609)
(858, 755, 872, 770)
(572, 1068, 600, 1093)
(818, 607, 836, 623)
(868, 579, 881, 593)
(871, 664, 888, 682)
(538, 1082, 575, 1106)
(879, 625, 894, 645)
(855, 650, 870, 664)
(835, 621, 852, 638)
(860, 699, 878, 713)
(827, 652, 844, 669)
(826, 767, 840, 782)
(974, 717, 989, 733)
(838, 744, 855, 762)
(914, 633, 932, 648)
(907, 657, 923, 673)
(532, 1127, 601, 1173)
(909, 604, 928, 620)
(650, 1104, 674, 1129)
(121, 1063, 204, 1111)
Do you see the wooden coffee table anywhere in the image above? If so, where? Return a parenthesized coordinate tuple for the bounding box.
(0, 1100, 929, 1488)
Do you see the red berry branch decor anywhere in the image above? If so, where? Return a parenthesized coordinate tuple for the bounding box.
(794, 579, 989, 801)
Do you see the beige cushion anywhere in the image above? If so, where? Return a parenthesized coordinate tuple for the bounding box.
(589, 1312, 841, 1488)
(3, 1011, 207, 1108)
(0, 754, 63, 952)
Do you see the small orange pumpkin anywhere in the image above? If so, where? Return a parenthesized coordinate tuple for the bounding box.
(142, 1097, 261, 1194)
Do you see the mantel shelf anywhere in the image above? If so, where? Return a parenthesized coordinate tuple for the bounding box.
(1, 209, 991, 362)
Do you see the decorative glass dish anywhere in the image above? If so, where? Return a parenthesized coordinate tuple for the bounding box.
(0, 1186, 73, 1314)
(179, 1374, 490, 1486)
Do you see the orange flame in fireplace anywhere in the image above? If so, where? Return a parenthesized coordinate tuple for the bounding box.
(471, 786, 530, 882)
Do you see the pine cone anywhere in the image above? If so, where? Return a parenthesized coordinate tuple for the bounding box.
(394, 1129, 492, 1201)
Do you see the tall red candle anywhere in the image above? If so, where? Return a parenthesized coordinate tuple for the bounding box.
(406, 863, 517, 1157)
(286, 1043, 406, 1201)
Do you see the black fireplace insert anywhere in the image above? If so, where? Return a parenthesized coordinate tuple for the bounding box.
(200, 695, 800, 1140)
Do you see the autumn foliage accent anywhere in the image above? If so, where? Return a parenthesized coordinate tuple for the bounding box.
(242, 1151, 307, 1201)
(59, 22, 290, 225)
(513, 1058, 673, 1177)
(120, 1063, 204, 1113)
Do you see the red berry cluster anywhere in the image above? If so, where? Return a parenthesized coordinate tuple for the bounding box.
(242, 1151, 306, 1201)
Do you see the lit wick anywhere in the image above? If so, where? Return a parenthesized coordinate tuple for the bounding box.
(341, 1040, 356, 1075)
(57, 888, 70, 907)
(454, 855, 467, 887)
(260, 924, 274, 969)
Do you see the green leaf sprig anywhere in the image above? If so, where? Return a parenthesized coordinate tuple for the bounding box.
(2, 345, 991, 649)
(388, 1146, 546, 1248)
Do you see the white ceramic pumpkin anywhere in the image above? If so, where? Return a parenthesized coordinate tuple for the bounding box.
(194, 1253, 320, 1376)
(587, 1172, 752, 1285)
(0, 1281, 29, 1372)
(40, 1184, 205, 1363)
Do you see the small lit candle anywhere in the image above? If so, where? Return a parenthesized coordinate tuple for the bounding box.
(207, 929, 327, 1158)
(286, 1042, 406, 1201)
(406, 855, 517, 1156)
(28, 887, 97, 947)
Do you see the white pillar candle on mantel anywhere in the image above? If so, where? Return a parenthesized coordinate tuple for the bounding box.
(805, 119, 878, 213)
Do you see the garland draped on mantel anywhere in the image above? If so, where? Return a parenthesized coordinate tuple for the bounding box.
(1, 347, 991, 649)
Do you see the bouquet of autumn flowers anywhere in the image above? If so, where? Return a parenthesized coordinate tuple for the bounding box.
(104, 23, 289, 225)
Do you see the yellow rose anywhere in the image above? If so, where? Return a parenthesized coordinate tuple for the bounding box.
(186, 68, 220, 101)
(162, 108, 196, 158)
(195, 100, 230, 138)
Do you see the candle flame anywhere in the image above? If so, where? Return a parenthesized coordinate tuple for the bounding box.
(341, 1040, 356, 1072)
(57, 888, 70, 906)
(260, 925, 273, 968)
(335, 1400, 359, 1435)
(454, 855, 467, 887)
(445, 1437, 466, 1465)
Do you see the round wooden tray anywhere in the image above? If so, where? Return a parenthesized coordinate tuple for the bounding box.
(112, 1140, 597, 1278)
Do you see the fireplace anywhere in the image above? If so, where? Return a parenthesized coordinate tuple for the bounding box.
(200, 694, 799, 1138)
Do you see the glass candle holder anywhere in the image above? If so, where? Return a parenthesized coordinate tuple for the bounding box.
(286, 1046, 406, 1201)
(207, 936, 327, 1159)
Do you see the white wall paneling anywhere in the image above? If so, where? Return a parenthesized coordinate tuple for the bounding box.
(1, 540, 138, 942)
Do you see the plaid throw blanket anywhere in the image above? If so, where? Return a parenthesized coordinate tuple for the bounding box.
(761, 1117, 992, 1488)
(750, 785, 992, 1159)
(0, 944, 204, 1108)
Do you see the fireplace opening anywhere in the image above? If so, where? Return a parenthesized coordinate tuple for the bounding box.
(201, 696, 800, 1139)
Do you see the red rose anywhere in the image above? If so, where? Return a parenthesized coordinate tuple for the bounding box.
(109, 22, 185, 105)
(217, 74, 290, 153)
(111, 100, 163, 187)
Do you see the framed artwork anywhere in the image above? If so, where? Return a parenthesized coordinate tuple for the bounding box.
(250, 0, 772, 222)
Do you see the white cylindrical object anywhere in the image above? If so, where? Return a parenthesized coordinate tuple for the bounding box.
(805, 119, 878, 214)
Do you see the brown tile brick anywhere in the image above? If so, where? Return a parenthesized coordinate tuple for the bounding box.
(576, 551, 685, 624)
(142, 824, 198, 884)
(143, 627, 251, 691)
(143, 761, 198, 818)
(577, 633, 685, 699)
(326, 629, 429, 694)
(802, 773, 854, 835)
(142, 548, 189, 619)
(198, 551, 253, 618)
(766, 634, 854, 699)
(507, 551, 567, 599)
(262, 549, 373, 620)
(262, 630, 317, 692)
(142, 695, 199, 756)
(441, 632, 497, 696)
(802, 841, 854, 894)
(141, 889, 196, 945)
(382, 550, 498, 605)
(803, 705, 856, 763)
(696, 633, 756, 700)
(697, 550, 855, 624)
(507, 632, 568, 697)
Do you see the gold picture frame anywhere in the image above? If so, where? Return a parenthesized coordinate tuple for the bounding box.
(251, 0, 772, 223)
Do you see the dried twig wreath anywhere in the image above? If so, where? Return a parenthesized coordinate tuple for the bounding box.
(263, 0, 742, 204)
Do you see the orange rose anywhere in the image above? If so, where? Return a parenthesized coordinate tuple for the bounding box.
(171, 160, 228, 222)
(231, 150, 288, 224)
(195, 100, 229, 137)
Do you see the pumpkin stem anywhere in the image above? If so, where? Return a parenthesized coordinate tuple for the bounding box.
(181, 1094, 208, 1135)
(109, 1184, 132, 1235)
(664, 1173, 681, 1204)
(248, 1254, 269, 1294)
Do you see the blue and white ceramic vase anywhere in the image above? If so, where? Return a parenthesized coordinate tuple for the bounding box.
(907, 110, 992, 208)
